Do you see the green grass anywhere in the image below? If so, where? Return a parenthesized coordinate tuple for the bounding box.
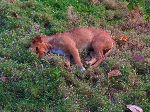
(0, 0, 150, 112)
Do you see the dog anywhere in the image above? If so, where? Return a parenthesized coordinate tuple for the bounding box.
(29, 28, 116, 71)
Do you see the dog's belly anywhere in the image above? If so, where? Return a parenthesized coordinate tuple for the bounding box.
(49, 49, 66, 56)
(78, 43, 92, 52)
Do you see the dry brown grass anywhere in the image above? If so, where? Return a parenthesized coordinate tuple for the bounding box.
(89, 0, 102, 5)
(5, 0, 16, 3)
(67, 6, 80, 29)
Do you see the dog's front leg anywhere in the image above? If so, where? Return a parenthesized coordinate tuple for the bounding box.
(69, 47, 85, 72)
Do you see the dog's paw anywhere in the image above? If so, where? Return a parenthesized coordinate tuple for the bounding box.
(85, 61, 89, 65)
(41, 58, 45, 61)
(80, 67, 86, 72)
(85, 61, 94, 66)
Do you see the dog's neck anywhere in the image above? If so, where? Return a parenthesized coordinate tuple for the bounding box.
(46, 35, 66, 56)
(47, 35, 62, 49)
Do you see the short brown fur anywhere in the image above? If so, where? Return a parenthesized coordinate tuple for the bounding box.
(29, 28, 116, 71)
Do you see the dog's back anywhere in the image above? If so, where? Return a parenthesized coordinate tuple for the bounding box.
(67, 28, 114, 51)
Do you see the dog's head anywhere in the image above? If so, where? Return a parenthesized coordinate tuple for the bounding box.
(29, 36, 52, 58)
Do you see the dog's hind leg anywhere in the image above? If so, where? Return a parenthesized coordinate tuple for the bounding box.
(85, 52, 97, 65)
(91, 43, 105, 68)
(92, 52, 105, 68)
(104, 41, 116, 57)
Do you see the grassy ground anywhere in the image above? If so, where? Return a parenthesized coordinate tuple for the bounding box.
(0, 0, 150, 111)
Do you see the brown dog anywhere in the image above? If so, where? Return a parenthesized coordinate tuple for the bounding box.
(29, 28, 116, 71)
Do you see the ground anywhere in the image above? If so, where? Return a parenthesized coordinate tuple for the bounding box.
(0, 0, 150, 112)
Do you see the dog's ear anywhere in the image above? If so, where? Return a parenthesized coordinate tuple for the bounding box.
(32, 36, 42, 43)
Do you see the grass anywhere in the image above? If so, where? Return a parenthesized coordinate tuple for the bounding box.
(0, 0, 150, 111)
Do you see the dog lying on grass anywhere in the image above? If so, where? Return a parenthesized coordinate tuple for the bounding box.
(29, 28, 116, 72)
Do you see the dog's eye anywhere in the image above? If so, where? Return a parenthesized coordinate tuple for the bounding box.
(36, 47, 39, 53)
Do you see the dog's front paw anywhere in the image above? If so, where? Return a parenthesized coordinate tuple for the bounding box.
(80, 67, 86, 72)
